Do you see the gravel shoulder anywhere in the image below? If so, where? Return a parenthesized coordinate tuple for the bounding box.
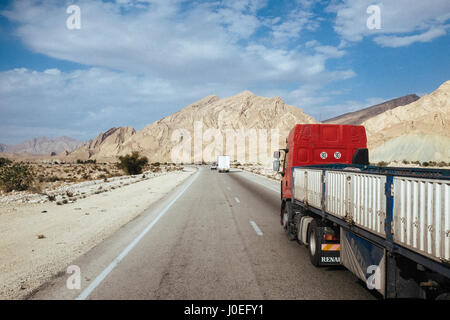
(0, 167, 196, 299)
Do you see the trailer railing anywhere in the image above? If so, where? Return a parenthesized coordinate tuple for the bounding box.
(292, 164, 450, 278)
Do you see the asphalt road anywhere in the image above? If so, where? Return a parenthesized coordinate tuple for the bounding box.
(31, 166, 376, 300)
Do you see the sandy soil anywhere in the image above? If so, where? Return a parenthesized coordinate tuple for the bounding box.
(0, 167, 196, 300)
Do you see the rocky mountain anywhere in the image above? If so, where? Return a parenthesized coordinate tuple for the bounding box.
(66, 127, 136, 160)
(68, 91, 317, 164)
(0, 136, 83, 155)
(363, 81, 450, 162)
(323, 94, 420, 125)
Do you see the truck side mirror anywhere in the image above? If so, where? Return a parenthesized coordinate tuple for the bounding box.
(273, 151, 280, 159)
(273, 159, 280, 172)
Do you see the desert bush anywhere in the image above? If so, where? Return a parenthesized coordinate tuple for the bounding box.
(0, 162, 34, 192)
(376, 161, 388, 167)
(117, 152, 148, 175)
(0, 157, 12, 167)
(46, 176, 59, 182)
(152, 166, 161, 173)
(77, 159, 96, 164)
(29, 183, 43, 194)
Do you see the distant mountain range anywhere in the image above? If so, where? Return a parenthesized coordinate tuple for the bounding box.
(3, 80, 449, 163)
(323, 94, 420, 125)
(65, 91, 316, 164)
(363, 81, 449, 162)
(0, 136, 83, 156)
(67, 127, 136, 160)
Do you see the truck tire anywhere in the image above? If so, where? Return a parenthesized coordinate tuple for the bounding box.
(308, 219, 321, 267)
(282, 202, 289, 230)
(294, 214, 302, 242)
(436, 293, 450, 300)
(282, 201, 296, 240)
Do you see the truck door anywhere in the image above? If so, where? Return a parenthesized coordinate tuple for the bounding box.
(281, 150, 292, 200)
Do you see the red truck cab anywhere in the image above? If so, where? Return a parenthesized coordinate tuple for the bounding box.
(277, 124, 368, 200)
(273, 124, 369, 266)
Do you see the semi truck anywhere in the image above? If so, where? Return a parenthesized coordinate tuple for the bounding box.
(273, 124, 450, 299)
(217, 155, 230, 173)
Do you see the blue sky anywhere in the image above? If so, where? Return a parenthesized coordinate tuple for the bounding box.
(0, 0, 449, 144)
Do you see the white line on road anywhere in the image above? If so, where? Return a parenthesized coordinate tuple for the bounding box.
(250, 221, 263, 236)
(76, 170, 199, 300)
(234, 197, 240, 203)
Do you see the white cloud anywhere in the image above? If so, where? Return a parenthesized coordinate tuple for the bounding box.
(269, 9, 318, 43)
(374, 27, 448, 47)
(43, 69, 61, 75)
(327, 0, 450, 46)
(0, 67, 189, 143)
(0, 0, 357, 143)
(1, 0, 348, 85)
(314, 45, 346, 58)
(217, 7, 260, 38)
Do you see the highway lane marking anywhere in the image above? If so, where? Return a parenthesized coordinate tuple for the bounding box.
(75, 170, 199, 300)
(250, 221, 263, 236)
(234, 197, 240, 203)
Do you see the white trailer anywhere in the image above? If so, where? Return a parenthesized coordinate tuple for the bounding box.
(284, 164, 450, 299)
(217, 155, 230, 173)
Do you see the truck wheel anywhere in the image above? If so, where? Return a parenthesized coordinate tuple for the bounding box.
(295, 214, 303, 244)
(282, 204, 289, 230)
(308, 220, 321, 267)
(436, 293, 450, 300)
(282, 201, 296, 240)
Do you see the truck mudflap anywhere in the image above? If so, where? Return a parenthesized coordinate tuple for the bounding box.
(319, 252, 341, 265)
(340, 228, 386, 296)
(318, 243, 340, 265)
(314, 224, 341, 266)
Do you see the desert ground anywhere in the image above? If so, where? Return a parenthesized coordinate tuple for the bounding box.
(0, 163, 196, 299)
